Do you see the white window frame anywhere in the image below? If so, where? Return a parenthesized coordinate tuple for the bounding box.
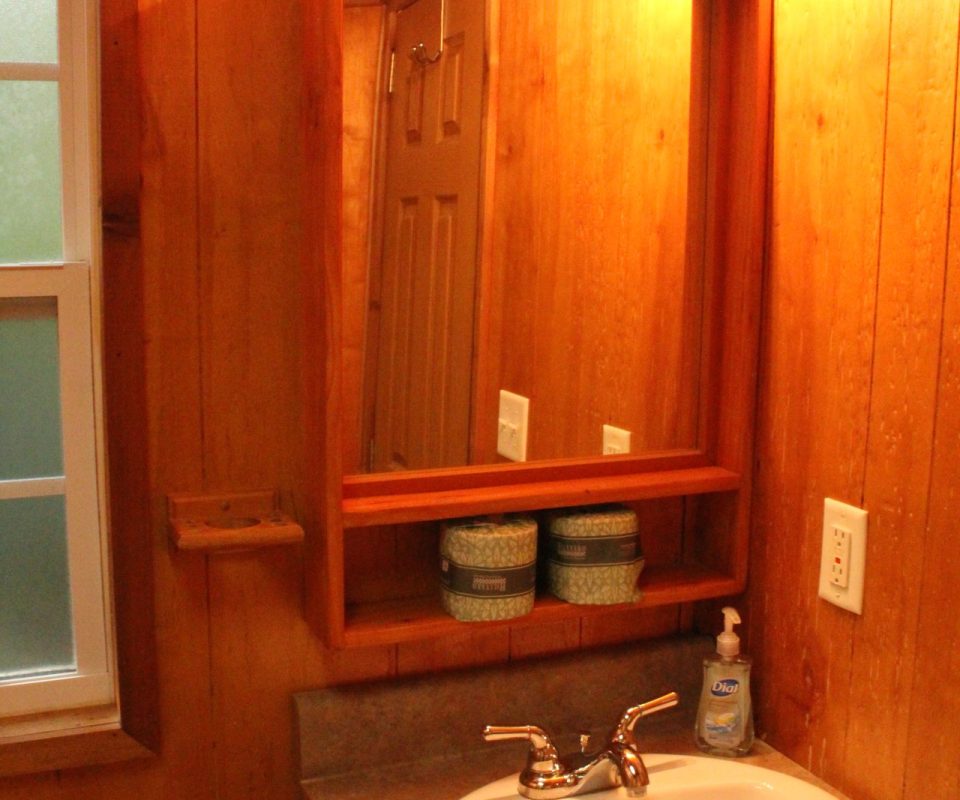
(0, 0, 116, 735)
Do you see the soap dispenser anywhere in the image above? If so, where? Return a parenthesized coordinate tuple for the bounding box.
(695, 606, 754, 756)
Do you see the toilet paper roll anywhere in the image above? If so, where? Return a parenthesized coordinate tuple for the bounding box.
(440, 515, 537, 622)
(547, 505, 644, 605)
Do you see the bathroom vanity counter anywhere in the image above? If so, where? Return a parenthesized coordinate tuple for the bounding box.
(295, 638, 849, 800)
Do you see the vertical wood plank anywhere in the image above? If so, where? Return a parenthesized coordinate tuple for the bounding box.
(208, 549, 393, 800)
(137, 0, 216, 796)
(100, 0, 160, 753)
(748, 0, 888, 784)
(302, 0, 347, 648)
(398, 628, 510, 675)
(581, 606, 679, 648)
(844, 2, 959, 797)
(197, 0, 303, 493)
(342, 6, 384, 475)
(903, 10, 960, 795)
(509, 620, 581, 660)
(477, 0, 698, 463)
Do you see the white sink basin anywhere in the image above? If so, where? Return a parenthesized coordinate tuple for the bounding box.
(459, 754, 836, 800)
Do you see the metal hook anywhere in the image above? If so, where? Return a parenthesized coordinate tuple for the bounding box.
(408, 0, 446, 65)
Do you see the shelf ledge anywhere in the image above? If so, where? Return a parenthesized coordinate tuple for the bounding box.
(342, 564, 742, 648)
(342, 465, 740, 528)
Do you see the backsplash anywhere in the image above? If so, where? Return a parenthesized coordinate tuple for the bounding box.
(295, 634, 710, 783)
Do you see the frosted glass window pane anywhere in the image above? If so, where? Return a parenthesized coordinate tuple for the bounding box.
(0, 81, 63, 264)
(0, 0, 58, 63)
(0, 297, 63, 480)
(0, 495, 75, 680)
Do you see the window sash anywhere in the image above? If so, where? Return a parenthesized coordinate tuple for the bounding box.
(0, 0, 97, 265)
(0, 264, 114, 721)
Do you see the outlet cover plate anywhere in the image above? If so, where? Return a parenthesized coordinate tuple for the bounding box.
(818, 498, 868, 614)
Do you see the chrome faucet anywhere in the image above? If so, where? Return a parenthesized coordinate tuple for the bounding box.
(482, 691, 679, 799)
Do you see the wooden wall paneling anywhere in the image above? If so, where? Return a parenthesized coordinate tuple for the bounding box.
(467, 0, 501, 465)
(197, 0, 303, 493)
(344, 523, 438, 605)
(508, 620, 581, 660)
(207, 548, 394, 800)
(137, 0, 217, 795)
(842, 2, 958, 797)
(99, 0, 160, 756)
(197, 2, 395, 798)
(904, 57, 960, 794)
(747, 0, 889, 786)
(484, 1, 696, 462)
(396, 628, 510, 675)
(359, 9, 397, 475)
(580, 606, 680, 648)
(344, 525, 404, 604)
(690, 0, 770, 593)
(197, 0, 304, 794)
(343, 5, 384, 475)
(633, 497, 685, 569)
(303, 0, 348, 647)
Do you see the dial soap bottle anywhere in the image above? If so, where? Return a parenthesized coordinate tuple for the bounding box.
(695, 606, 754, 756)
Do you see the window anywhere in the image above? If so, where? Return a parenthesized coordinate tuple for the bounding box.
(0, 0, 116, 735)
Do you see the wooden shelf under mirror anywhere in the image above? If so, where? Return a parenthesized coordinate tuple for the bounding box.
(301, 0, 773, 649)
(343, 563, 741, 648)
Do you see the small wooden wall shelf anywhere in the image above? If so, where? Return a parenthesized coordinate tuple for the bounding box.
(343, 563, 740, 648)
(167, 490, 304, 552)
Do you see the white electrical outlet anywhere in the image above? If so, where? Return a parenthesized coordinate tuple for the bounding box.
(497, 390, 529, 461)
(818, 498, 867, 614)
(602, 424, 631, 455)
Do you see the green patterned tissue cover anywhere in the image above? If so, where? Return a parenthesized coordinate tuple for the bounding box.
(439, 515, 537, 622)
(547, 505, 644, 605)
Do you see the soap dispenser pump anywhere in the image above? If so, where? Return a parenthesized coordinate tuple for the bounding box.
(695, 606, 754, 756)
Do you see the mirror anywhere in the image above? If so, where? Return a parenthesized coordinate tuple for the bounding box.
(343, 0, 706, 474)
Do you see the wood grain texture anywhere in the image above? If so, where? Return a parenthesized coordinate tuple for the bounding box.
(1, 0, 774, 796)
(137, 0, 218, 796)
(747, 0, 888, 786)
(197, 0, 303, 494)
(342, 466, 740, 528)
(903, 65, 960, 794)
(748, 2, 960, 799)
(99, 0, 161, 757)
(342, 6, 383, 475)
(844, 2, 958, 796)
(342, 566, 740, 649)
(302, 0, 348, 649)
(397, 627, 510, 676)
(475, 0, 700, 463)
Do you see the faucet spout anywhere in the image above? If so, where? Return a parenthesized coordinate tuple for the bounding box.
(610, 742, 650, 795)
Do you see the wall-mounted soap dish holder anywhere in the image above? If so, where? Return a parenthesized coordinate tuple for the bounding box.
(167, 489, 304, 552)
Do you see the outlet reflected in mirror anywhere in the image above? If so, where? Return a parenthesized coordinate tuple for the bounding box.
(343, 0, 707, 474)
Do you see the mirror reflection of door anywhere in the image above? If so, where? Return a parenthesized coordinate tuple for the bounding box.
(364, 0, 484, 472)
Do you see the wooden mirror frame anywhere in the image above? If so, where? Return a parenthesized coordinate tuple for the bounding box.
(302, 0, 772, 649)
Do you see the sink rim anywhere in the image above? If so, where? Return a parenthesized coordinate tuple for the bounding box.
(458, 753, 837, 800)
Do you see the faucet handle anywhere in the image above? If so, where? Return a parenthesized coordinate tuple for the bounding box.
(612, 691, 680, 745)
(483, 724, 554, 749)
(482, 725, 562, 776)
